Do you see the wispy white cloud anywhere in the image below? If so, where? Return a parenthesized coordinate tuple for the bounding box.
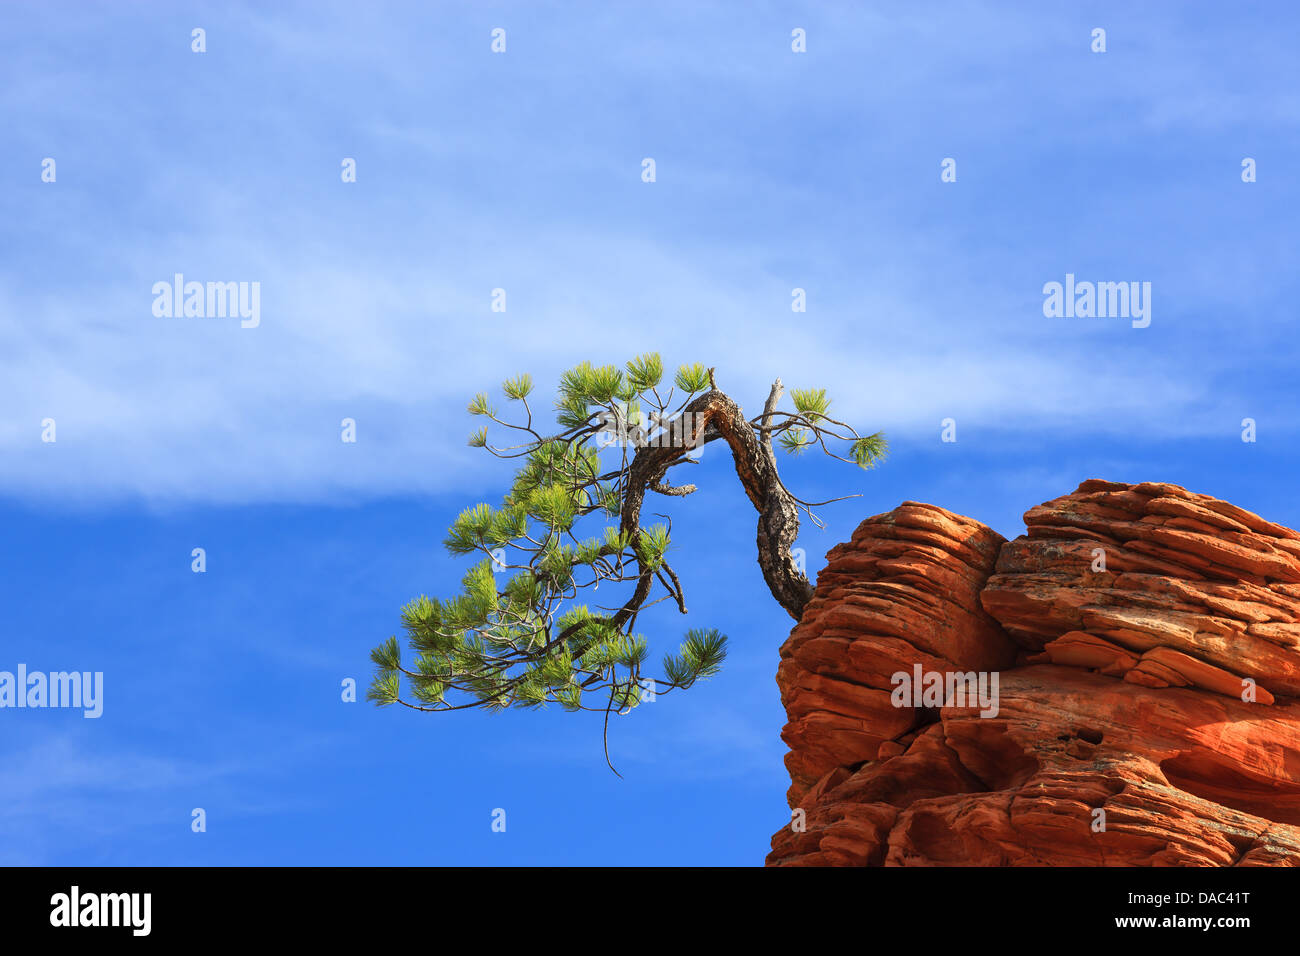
(2, 0, 1296, 505)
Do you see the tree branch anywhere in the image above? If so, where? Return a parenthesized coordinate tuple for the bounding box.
(617, 382, 813, 624)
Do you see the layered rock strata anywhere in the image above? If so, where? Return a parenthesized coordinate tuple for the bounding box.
(768, 480, 1300, 866)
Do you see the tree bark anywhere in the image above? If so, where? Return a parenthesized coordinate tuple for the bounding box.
(617, 385, 813, 626)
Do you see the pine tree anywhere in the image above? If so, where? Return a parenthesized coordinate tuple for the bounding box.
(368, 355, 886, 770)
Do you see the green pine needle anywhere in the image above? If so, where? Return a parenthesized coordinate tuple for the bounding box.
(851, 431, 889, 469)
(502, 373, 534, 400)
(674, 363, 710, 393)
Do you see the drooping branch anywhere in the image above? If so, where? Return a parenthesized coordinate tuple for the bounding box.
(617, 381, 814, 624)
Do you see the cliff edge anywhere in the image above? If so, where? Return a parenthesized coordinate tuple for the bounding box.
(768, 479, 1300, 866)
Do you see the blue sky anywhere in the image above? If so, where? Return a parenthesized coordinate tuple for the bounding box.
(2, 1, 1298, 865)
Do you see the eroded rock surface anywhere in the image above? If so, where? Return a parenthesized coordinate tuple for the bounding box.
(768, 480, 1300, 866)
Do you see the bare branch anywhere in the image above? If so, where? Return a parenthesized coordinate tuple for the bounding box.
(759, 378, 784, 444)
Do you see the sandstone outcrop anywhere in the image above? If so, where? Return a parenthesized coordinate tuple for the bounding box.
(768, 480, 1300, 866)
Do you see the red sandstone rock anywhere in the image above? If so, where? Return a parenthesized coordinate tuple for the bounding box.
(768, 480, 1300, 866)
(775, 502, 1018, 808)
